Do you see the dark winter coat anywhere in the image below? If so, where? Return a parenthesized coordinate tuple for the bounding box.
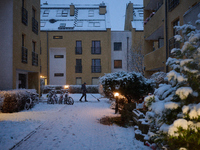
(81, 84, 87, 93)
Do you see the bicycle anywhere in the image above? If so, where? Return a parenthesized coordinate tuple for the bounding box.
(59, 89, 74, 105)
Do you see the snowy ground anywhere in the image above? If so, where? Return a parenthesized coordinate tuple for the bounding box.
(0, 94, 150, 150)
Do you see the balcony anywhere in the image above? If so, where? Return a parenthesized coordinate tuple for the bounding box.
(168, 0, 179, 12)
(144, 4, 164, 40)
(32, 17, 38, 34)
(144, 46, 165, 71)
(22, 7, 28, 26)
(91, 66, 101, 73)
(22, 46, 28, 63)
(75, 65, 82, 73)
(91, 47, 101, 54)
(144, 0, 163, 10)
(75, 47, 82, 54)
(32, 51, 38, 66)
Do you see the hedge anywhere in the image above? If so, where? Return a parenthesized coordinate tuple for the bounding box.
(0, 89, 37, 113)
(43, 85, 99, 94)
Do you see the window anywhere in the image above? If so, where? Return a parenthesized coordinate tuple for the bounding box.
(92, 59, 101, 73)
(88, 22, 100, 27)
(32, 41, 36, 52)
(22, 34, 27, 63)
(56, 9, 68, 17)
(92, 77, 99, 85)
(88, 10, 94, 17)
(40, 22, 46, 27)
(54, 73, 64, 77)
(173, 19, 180, 35)
(22, 0, 28, 26)
(168, 0, 179, 11)
(32, 8, 38, 34)
(75, 59, 82, 73)
(54, 55, 64, 58)
(43, 10, 50, 17)
(114, 42, 122, 51)
(75, 41, 82, 54)
(114, 60, 122, 68)
(139, 13, 143, 17)
(53, 36, 63, 39)
(77, 22, 83, 27)
(91, 41, 101, 54)
(76, 77, 82, 85)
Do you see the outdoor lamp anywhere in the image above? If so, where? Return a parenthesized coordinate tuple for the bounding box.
(64, 85, 69, 89)
(114, 92, 120, 114)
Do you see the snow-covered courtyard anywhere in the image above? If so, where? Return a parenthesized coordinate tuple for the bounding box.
(0, 94, 150, 150)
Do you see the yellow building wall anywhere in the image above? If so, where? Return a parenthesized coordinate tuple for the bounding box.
(12, 0, 40, 91)
(41, 29, 111, 85)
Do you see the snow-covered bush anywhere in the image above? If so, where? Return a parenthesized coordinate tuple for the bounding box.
(145, 15, 200, 149)
(150, 72, 167, 87)
(0, 89, 38, 113)
(99, 71, 155, 103)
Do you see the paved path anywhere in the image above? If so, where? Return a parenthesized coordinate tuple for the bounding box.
(11, 97, 149, 150)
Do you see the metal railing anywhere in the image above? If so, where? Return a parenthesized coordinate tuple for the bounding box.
(32, 17, 38, 34)
(91, 66, 101, 73)
(22, 7, 28, 26)
(168, 0, 179, 12)
(91, 47, 101, 54)
(169, 37, 180, 55)
(75, 47, 82, 54)
(32, 51, 38, 66)
(75, 66, 82, 73)
(22, 46, 28, 63)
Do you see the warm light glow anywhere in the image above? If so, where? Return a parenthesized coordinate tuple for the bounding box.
(40, 75, 45, 78)
(114, 92, 119, 97)
(64, 85, 69, 89)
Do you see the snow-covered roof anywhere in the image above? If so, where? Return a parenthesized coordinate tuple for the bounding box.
(132, 4, 143, 31)
(40, 3, 111, 31)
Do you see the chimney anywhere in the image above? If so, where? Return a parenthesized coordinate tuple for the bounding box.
(99, 2, 106, 15)
(70, 3, 75, 16)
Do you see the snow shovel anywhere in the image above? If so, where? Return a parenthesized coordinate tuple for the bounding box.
(90, 94, 100, 101)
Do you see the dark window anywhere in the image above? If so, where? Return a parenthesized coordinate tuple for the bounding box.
(32, 51, 38, 66)
(168, 0, 179, 11)
(54, 55, 64, 58)
(54, 73, 64, 77)
(91, 41, 101, 54)
(32, 8, 38, 34)
(75, 41, 82, 54)
(22, 34, 27, 63)
(114, 60, 122, 68)
(40, 41, 42, 54)
(53, 36, 63, 39)
(22, 0, 28, 26)
(75, 59, 82, 73)
(92, 59, 101, 73)
(173, 19, 180, 35)
(32, 41, 35, 52)
(114, 42, 122, 51)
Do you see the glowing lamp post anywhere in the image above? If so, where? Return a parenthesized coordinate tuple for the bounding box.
(114, 92, 120, 114)
(64, 85, 69, 89)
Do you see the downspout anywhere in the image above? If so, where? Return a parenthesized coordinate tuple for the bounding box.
(127, 36, 129, 72)
(165, 0, 168, 73)
(46, 31, 49, 84)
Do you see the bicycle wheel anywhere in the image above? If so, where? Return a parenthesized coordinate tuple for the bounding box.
(24, 102, 30, 110)
(68, 97, 74, 105)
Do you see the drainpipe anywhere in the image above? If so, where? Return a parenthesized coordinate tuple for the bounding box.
(127, 36, 129, 72)
(165, 0, 168, 73)
(46, 31, 49, 84)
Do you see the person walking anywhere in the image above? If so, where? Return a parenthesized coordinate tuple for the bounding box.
(79, 82, 88, 102)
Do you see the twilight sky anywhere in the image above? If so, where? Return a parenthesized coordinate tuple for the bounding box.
(41, 0, 143, 31)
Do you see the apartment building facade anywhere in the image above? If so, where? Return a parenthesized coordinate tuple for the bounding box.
(124, 2, 144, 73)
(0, 0, 40, 92)
(40, 2, 111, 85)
(143, 0, 200, 77)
